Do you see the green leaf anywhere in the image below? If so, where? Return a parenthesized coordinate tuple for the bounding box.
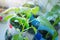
(14, 8, 20, 13)
(25, 9, 32, 18)
(16, 17, 29, 29)
(53, 16, 60, 26)
(3, 7, 20, 14)
(38, 16, 55, 30)
(24, 37, 29, 40)
(12, 33, 23, 40)
(32, 26, 37, 33)
(19, 33, 23, 40)
(31, 6, 40, 15)
(12, 34, 19, 40)
(17, 8, 32, 19)
(23, 3, 35, 8)
(21, 18, 29, 28)
(4, 15, 14, 21)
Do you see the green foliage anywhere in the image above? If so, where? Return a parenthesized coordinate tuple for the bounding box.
(24, 37, 29, 40)
(16, 8, 32, 19)
(38, 16, 54, 29)
(14, 8, 20, 13)
(4, 15, 14, 21)
(31, 6, 40, 15)
(12, 34, 19, 40)
(38, 16, 58, 40)
(31, 26, 37, 33)
(53, 16, 60, 26)
(17, 17, 29, 29)
(10, 16, 29, 31)
(23, 3, 35, 8)
(46, 5, 60, 17)
(12, 33, 23, 40)
(46, 4, 60, 26)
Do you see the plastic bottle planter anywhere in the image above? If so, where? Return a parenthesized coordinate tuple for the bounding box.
(29, 15, 58, 40)
(5, 30, 12, 40)
(29, 15, 39, 29)
(33, 32, 42, 40)
(38, 24, 58, 40)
